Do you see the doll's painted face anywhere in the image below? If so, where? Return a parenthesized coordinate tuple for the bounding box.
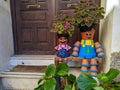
(58, 37, 68, 44)
(81, 28, 95, 40)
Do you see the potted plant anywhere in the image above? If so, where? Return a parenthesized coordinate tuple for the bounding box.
(51, 13, 74, 61)
(51, 13, 74, 37)
(67, 0, 105, 27)
(34, 63, 120, 90)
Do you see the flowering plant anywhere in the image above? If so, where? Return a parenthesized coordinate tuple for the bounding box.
(51, 13, 74, 37)
(67, 0, 105, 27)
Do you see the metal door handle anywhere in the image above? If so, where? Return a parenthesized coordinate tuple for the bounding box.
(67, 3, 78, 8)
(26, 4, 41, 9)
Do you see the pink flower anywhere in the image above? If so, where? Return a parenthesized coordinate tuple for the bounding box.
(85, 18, 89, 23)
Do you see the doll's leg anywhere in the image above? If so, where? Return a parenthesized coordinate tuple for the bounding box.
(90, 58, 98, 77)
(81, 59, 89, 72)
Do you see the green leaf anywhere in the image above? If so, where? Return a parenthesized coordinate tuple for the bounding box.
(34, 85, 44, 90)
(56, 63, 69, 76)
(93, 86, 104, 90)
(44, 78, 56, 90)
(106, 68, 120, 81)
(72, 83, 76, 90)
(77, 73, 97, 90)
(45, 64, 56, 77)
(97, 73, 109, 83)
(64, 85, 72, 90)
(68, 74, 76, 83)
(113, 82, 120, 87)
(38, 76, 46, 84)
(38, 79, 46, 87)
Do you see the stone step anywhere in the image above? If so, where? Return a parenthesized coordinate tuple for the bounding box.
(0, 66, 80, 90)
(9, 55, 55, 66)
(9, 55, 81, 67)
(0, 55, 81, 90)
(0, 71, 44, 90)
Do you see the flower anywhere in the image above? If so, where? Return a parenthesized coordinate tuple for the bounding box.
(68, 0, 105, 27)
(51, 13, 74, 37)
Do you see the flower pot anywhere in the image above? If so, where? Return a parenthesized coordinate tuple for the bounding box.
(55, 33, 71, 58)
(79, 24, 95, 32)
(57, 33, 69, 39)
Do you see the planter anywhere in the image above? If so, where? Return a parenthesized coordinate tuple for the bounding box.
(55, 33, 71, 59)
(79, 24, 95, 32)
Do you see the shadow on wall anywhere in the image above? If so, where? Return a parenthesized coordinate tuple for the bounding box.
(100, 8, 114, 72)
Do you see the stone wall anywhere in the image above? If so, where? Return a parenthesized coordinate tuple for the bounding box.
(110, 52, 120, 81)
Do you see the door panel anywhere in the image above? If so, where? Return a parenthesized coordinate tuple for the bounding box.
(12, 0, 55, 54)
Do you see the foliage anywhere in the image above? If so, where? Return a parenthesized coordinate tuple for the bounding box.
(97, 68, 120, 90)
(34, 63, 120, 90)
(34, 63, 69, 90)
(51, 13, 74, 37)
(67, 0, 105, 27)
(77, 73, 98, 90)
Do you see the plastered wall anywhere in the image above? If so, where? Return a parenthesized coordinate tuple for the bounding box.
(100, 0, 120, 72)
(0, 0, 13, 71)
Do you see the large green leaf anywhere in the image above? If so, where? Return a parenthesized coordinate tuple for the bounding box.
(45, 64, 56, 77)
(106, 68, 120, 82)
(64, 85, 72, 90)
(56, 63, 69, 76)
(93, 86, 104, 90)
(77, 73, 97, 90)
(44, 78, 56, 90)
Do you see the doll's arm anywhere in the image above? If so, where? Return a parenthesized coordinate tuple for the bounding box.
(54, 45, 59, 50)
(71, 41, 81, 57)
(95, 42, 105, 58)
(67, 45, 71, 50)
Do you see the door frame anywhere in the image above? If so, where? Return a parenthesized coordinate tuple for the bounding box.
(10, 0, 19, 54)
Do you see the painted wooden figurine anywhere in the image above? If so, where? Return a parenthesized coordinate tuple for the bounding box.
(71, 25, 105, 77)
(55, 34, 71, 61)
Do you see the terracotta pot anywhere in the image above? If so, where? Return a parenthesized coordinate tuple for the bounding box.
(81, 66, 88, 71)
(81, 59, 89, 65)
(90, 58, 97, 64)
(57, 33, 69, 39)
(79, 24, 95, 32)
